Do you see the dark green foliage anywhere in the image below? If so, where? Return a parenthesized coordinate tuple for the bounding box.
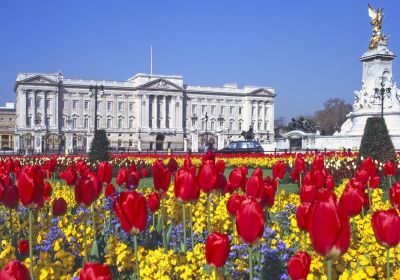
(88, 130, 110, 163)
(359, 117, 396, 162)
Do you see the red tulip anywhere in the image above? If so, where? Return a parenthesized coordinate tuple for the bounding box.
(174, 164, 200, 202)
(216, 160, 226, 174)
(390, 182, 400, 209)
(43, 181, 52, 202)
(5, 158, 14, 173)
(236, 198, 265, 244)
(79, 262, 112, 280)
(52, 198, 67, 217)
(75, 173, 101, 207)
(152, 160, 171, 194)
(291, 170, 300, 183)
(0, 260, 30, 280)
(18, 240, 29, 255)
(227, 167, 246, 193)
(371, 209, 400, 248)
(370, 176, 380, 189)
(105, 183, 116, 199)
(2, 184, 19, 208)
(245, 174, 264, 200)
(311, 155, 324, 171)
(205, 232, 230, 268)
(296, 202, 311, 232)
(0, 180, 4, 201)
(140, 168, 148, 178)
(339, 180, 365, 217)
(259, 182, 276, 208)
(202, 151, 215, 163)
(288, 251, 311, 280)
(308, 189, 350, 258)
(384, 161, 396, 177)
(300, 184, 318, 203)
(325, 175, 335, 191)
(17, 166, 45, 209)
(356, 169, 369, 188)
(226, 194, 245, 216)
(294, 155, 306, 173)
(198, 160, 218, 193)
(360, 157, 377, 178)
(272, 161, 285, 180)
(62, 165, 77, 185)
(147, 192, 160, 213)
(167, 157, 179, 174)
(215, 173, 227, 192)
(97, 161, 113, 184)
(113, 191, 147, 234)
(116, 167, 128, 186)
(126, 170, 140, 190)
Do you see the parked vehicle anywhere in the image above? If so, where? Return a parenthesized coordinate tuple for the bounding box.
(217, 141, 264, 153)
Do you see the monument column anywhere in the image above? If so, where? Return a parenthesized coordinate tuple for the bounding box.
(162, 96, 167, 128)
(171, 96, 176, 129)
(19, 90, 27, 128)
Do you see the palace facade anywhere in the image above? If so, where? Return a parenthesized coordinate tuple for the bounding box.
(14, 72, 275, 153)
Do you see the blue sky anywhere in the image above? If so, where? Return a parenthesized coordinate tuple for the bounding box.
(0, 1, 399, 119)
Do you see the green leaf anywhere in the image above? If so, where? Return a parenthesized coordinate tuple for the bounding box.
(202, 264, 212, 276)
(90, 239, 99, 261)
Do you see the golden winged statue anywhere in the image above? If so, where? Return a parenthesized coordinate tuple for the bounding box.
(368, 4, 385, 50)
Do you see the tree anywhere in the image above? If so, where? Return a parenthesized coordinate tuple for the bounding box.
(313, 98, 352, 135)
(88, 130, 110, 163)
(359, 117, 396, 163)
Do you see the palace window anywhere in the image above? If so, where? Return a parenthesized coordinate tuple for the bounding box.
(72, 118, 77, 128)
(238, 122, 242, 131)
(129, 119, 133, 129)
(230, 106, 234, 115)
(118, 118, 123, 128)
(72, 100, 78, 110)
(192, 105, 197, 114)
(129, 139, 133, 147)
(84, 101, 89, 110)
(84, 118, 89, 128)
(107, 118, 112, 129)
(258, 121, 262, 130)
(201, 105, 206, 114)
(238, 107, 242, 115)
(46, 99, 51, 109)
(129, 102, 134, 111)
(118, 102, 123, 111)
(27, 98, 32, 108)
(107, 101, 112, 111)
(27, 116, 32, 127)
(264, 122, 269, 131)
(220, 106, 225, 115)
(36, 99, 41, 108)
(118, 139, 122, 147)
(211, 106, 215, 114)
(211, 121, 215, 131)
(229, 121, 233, 130)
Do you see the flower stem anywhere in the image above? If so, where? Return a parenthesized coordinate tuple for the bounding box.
(28, 209, 34, 280)
(277, 181, 281, 211)
(387, 247, 390, 280)
(182, 203, 187, 252)
(91, 204, 96, 243)
(134, 234, 140, 280)
(367, 180, 371, 210)
(207, 193, 211, 233)
(189, 203, 194, 249)
(161, 194, 166, 249)
(84, 209, 88, 262)
(9, 208, 12, 243)
(326, 258, 332, 280)
(303, 231, 307, 251)
(214, 266, 218, 280)
(249, 245, 253, 280)
(232, 216, 236, 244)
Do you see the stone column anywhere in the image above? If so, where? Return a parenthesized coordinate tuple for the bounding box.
(176, 96, 183, 129)
(151, 95, 157, 128)
(261, 103, 265, 131)
(34, 131, 42, 153)
(14, 134, 20, 153)
(183, 137, 188, 152)
(255, 101, 259, 131)
(171, 96, 176, 129)
(269, 102, 274, 131)
(41, 91, 46, 126)
(53, 91, 58, 129)
(20, 90, 27, 128)
(217, 130, 224, 150)
(162, 96, 167, 128)
(191, 129, 199, 152)
(32, 90, 37, 124)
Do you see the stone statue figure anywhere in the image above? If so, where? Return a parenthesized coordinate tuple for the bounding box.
(368, 4, 385, 50)
(240, 126, 255, 141)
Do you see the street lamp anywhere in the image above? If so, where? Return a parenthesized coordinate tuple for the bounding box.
(374, 79, 391, 118)
(89, 85, 105, 132)
(191, 114, 198, 127)
(138, 127, 142, 140)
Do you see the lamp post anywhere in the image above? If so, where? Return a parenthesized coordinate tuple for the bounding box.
(138, 127, 142, 140)
(89, 85, 104, 132)
(374, 79, 391, 118)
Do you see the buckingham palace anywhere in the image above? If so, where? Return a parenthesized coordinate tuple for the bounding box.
(14, 72, 275, 153)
